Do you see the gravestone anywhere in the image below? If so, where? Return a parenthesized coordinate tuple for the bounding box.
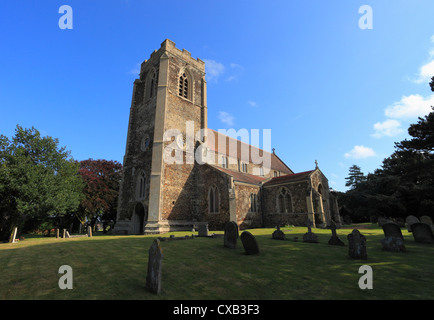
(347, 229, 367, 260)
(411, 223, 434, 244)
(198, 223, 209, 237)
(87, 226, 93, 237)
(381, 236, 406, 252)
(328, 221, 345, 246)
(381, 222, 406, 252)
(9, 227, 18, 243)
(406, 215, 419, 232)
(146, 239, 163, 294)
(224, 221, 238, 249)
(420, 216, 433, 225)
(302, 221, 318, 243)
(382, 222, 403, 239)
(272, 225, 285, 240)
(240, 231, 260, 255)
(62, 229, 66, 238)
(56, 228, 60, 239)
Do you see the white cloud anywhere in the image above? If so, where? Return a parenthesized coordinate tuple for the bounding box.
(203, 59, 225, 82)
(247, 100, 257, 107)
(129, 62, 141, 75)
(218, 111, 235, 126)
(413, 60, 434, 84)
(344, 145, 376, 159)
(371, 119, 403, 138)
(385, 94, 434, 119)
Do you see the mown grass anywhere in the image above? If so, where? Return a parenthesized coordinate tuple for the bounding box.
(1, 224, 433, 300)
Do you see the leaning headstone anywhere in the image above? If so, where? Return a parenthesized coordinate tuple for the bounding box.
(411, 223, 434, 244)
(381, 236, 406, 252)
(347, 229, 367, 260)
(272, 225, 285, 240)
(328, 221, 345, 246)
(87, 226, 93, 238)
(146, 239, 163, 294)
(9, 227, 18, 243)
(240, 231, 260, 255)
(406, 215, 419, 232)
(302, 221, 318, 243)
(382, 222, 403, 239)
(65, 231, 71, 238)
(224, 221, 238, 249)
(197, 223, 209, 237)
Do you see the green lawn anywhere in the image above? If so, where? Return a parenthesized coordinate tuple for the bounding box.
(1, 224, 434, 300)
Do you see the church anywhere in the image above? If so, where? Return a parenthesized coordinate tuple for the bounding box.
(113, 39, 341, 235)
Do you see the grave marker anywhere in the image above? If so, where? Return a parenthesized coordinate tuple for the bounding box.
(347, 229, 367, 260)
(240, 231, 260, 255)
(224, 221, 238, 249)
(146, 239, 163, 294)
(411, 223, 434, 244)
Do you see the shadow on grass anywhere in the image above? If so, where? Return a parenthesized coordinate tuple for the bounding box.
(1, 226, 434, 300)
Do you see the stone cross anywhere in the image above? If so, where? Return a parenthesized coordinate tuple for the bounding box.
(328, 221, 345, 246)
(146, 239, 163, 294)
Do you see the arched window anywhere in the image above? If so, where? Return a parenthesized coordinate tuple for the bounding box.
(277, 188, 292, 213)
(250, 193, 258, 212)
(208, 185, 219, 214)
(137, 172, 146, 200)
(145, 70, 157, 100)
(178, 71, 190, 99)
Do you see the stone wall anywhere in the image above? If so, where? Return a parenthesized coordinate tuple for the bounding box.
(234, 183, 262, 229)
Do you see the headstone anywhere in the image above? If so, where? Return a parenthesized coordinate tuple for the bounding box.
(56, 228, 60, 239)
(328, 221, 345, 246)
(272, 225, 285, 240)
(9, 227, 18, 243)
(302, 220, 318, 243)
(65, 231, 71, 238)
(347, 229, 367, 260)
(411, 223, 434, 244)
(382, 222, 403, 239)
(381, 236, 406, 252)
(146, 239, 163, 294)
(406, 215, 419, 232)
(240, 231, 260, 255)
(62, 229, 66, 238)
(224, 221, 238, 249)
(87, 226, 93, 237)
(198, 223, 209, 237)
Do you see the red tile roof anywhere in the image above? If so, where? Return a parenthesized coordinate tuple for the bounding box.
(209, 165, 267, 185)
(263, 170, 315, 186)
(205, 129, 293, 175)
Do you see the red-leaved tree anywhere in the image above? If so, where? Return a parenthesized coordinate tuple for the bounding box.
(78, 159, 122, 232)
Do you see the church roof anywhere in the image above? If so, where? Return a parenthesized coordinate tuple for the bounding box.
(263, 170, 315, 187)
(205, 129, 293, 174)
(209, 165, 267, 185)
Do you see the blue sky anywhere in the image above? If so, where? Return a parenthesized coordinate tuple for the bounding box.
(1, 0, 434, 192)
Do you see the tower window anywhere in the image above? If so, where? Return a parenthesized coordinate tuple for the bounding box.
(137, 172, 146, 200)
(179, 73, 189, 99)
(250, 193, 258, 212)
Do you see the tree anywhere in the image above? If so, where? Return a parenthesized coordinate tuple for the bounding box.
(78, 159, 122, 232)
(0, 126, 84, 241)
(345, 165, 366, 189)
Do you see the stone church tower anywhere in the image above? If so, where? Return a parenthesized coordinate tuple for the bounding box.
(114, 39, 207, 234)
(113, 39, 341, 235)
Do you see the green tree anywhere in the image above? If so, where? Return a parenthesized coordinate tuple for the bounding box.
(345, 165, 366, 189)
(0, 125, 84, 241)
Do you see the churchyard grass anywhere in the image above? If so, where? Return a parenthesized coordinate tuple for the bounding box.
(1, 224, 434, 299)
